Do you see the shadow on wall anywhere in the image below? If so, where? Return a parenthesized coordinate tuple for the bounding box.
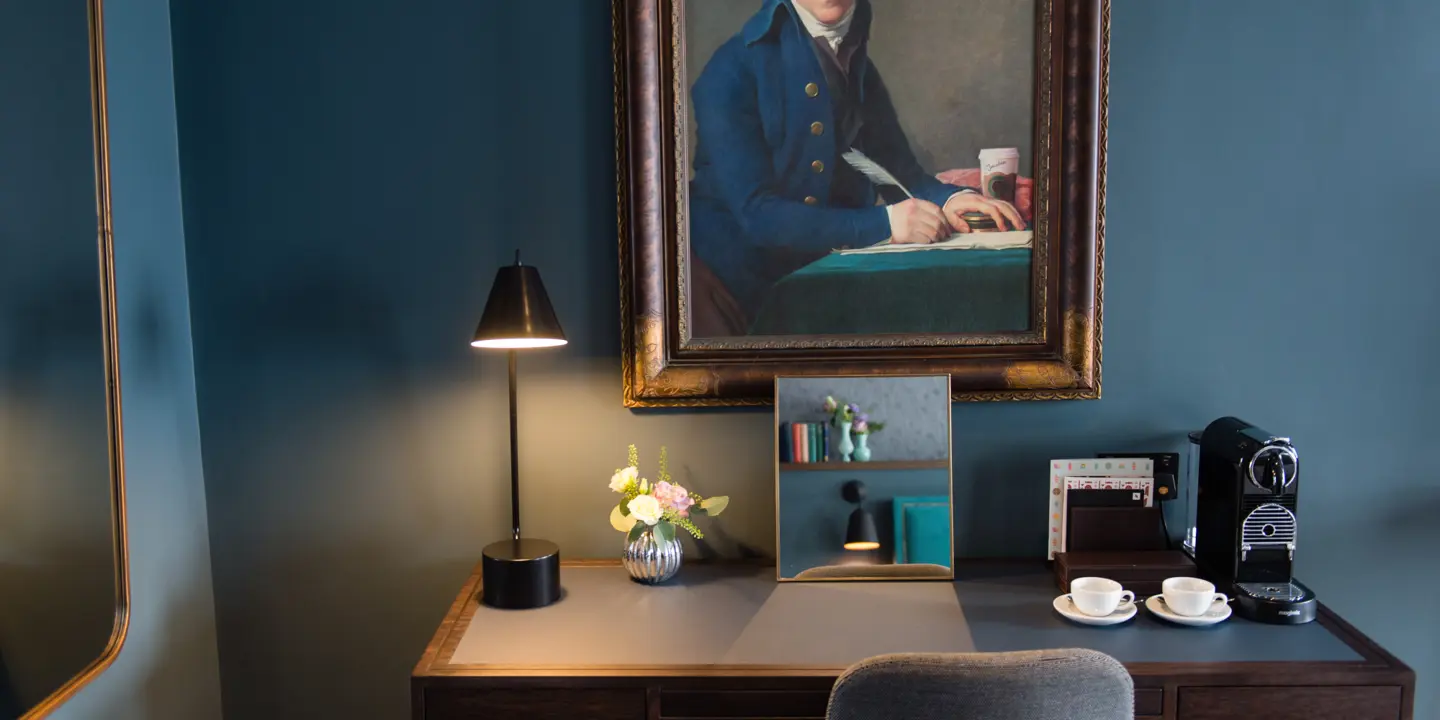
(54, 267, 224, 720)
(133, 553, 239, 720)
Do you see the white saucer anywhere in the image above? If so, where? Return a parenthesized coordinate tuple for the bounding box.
(1145, 595, 1232, 626)
(1052, 594, 1137, 626)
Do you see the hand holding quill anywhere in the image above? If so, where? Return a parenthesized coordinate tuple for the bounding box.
(842, 150, 946, 245)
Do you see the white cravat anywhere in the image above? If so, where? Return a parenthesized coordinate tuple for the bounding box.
(791, 2, 855, 53)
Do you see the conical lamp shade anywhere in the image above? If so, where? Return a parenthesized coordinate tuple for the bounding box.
(472, 264, 567, 349)
(844, 507, 880, 551)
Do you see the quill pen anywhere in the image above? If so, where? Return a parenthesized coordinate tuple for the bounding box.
(841, 149, 912, 198)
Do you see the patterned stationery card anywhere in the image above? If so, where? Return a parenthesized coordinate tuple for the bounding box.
(1047, 458, 1153, 560)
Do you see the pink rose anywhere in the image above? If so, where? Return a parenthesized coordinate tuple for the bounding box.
(653, 481, 695, 514)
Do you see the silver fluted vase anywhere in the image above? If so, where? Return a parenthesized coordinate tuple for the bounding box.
(623, 524, 682, 584)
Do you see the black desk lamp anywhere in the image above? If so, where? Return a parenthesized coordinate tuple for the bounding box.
(471, 251, 566, 609)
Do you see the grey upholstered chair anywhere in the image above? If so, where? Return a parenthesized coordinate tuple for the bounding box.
(827, 649, 1133, 720)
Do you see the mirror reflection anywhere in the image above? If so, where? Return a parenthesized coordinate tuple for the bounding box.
(776, 376, 954, 581)
(0, 0, 121, 716)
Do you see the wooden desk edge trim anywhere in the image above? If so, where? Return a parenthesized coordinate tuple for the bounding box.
(412, 559, 1414, 689)
(412, 560, 484, 677)
(414, 660, 1410, 681)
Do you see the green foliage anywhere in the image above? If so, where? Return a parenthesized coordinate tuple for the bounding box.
(626, 522, 646, 543)
(700, 496, 729, 516)
(671, 516, 704, 539)
(658, 446, 672, 485)
(627, 443, 639, 469)
(653, 520, 675, 544)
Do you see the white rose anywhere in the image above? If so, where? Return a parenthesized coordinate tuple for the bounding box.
(609, 466, 638, 493)
(627, 494, 662, 526)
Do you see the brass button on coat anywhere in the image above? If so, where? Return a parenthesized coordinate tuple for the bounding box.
(805, 82, 820, 98)
(811, 121, 824, 135)
(811, 160, 825, 173)
(804, 196, 819, 206)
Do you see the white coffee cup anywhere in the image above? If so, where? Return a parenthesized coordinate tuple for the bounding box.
(1162, 577, 1229, 617)
(1067, 577, 1135, 617)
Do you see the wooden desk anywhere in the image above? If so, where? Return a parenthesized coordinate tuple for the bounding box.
(413, 561, 1414, 720)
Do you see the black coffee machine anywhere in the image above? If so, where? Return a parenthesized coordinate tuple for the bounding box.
(1193, 417, 1317, 624)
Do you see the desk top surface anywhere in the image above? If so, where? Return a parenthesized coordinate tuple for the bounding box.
(427, 562, 1368, 673)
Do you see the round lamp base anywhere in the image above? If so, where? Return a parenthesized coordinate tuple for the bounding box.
(481, 538, 561, 609)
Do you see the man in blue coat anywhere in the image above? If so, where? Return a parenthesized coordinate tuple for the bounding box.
(689, 0, 1023, 331)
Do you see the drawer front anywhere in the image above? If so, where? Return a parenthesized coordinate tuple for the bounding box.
(1178, 686, 1401, 720)
(1133, 688, 1163, 716)
(660, 690, 830, 719)
(423, 688, 645, 720)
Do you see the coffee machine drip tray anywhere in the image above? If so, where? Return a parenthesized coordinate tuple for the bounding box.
(1238, 582, 1309, 603)
(1234, 580, 1318, 625)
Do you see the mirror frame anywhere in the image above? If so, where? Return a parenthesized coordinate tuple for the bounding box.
(23, 0, 131, 715)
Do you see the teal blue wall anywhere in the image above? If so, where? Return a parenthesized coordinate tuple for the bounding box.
(167, 1, 1439, 718)
(54, 0, 223, 718)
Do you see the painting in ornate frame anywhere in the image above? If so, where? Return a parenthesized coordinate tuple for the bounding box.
(615, 0, 1108, 407)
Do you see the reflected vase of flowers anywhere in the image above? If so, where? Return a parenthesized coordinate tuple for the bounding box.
(824, 396, 884, 463)
(853, 432, 872, 462)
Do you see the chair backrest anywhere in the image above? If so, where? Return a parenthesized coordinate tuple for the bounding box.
(827, 649, 1133, 720)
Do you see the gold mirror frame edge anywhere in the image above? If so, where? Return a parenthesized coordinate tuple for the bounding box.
(25, 0, 132, 715)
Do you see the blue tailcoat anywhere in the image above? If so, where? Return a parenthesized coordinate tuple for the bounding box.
(689, 0, 961, 324)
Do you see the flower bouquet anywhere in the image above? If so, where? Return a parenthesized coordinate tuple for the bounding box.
(823, 396, 885, 462)
(607, 445, 728, 583)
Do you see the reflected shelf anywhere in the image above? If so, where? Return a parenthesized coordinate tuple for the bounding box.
(778, 460, 949, 471)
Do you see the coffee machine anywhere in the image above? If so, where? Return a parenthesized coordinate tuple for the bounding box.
(1194, 417, 1317, 624)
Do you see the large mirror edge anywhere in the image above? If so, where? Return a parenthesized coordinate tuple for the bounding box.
(23, 0, 132, 715)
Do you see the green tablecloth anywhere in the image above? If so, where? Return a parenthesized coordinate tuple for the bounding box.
(749, 248, 1032, 336)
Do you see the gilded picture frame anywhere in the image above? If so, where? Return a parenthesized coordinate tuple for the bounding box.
(615, 0, 1108, 407)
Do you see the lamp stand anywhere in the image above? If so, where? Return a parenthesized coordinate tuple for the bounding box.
(480, 350, 561, 609)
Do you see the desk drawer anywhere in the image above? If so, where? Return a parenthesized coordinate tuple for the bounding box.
(660, 690, 829, 719)
(1178, 686, 1401, 720)
(1133, 687, 1163, 716)
(423, 688, 645, 720)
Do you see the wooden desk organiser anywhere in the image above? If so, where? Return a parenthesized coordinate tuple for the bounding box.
(1054, 550, 1200, 596)
(1067, 506, 1167, 553)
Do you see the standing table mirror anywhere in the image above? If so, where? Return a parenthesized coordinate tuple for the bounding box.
(0, 0, 128, 716)
(775, 375, 953, 581)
